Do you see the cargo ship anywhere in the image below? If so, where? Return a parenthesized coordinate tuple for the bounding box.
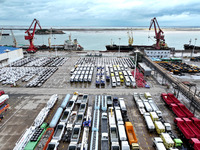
(184, 44, 200, 50)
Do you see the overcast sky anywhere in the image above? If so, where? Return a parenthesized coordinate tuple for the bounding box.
(0, 0, 200, 27)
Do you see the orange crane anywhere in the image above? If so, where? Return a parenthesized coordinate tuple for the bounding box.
(149, 17, 167, 50)
(25, 19, 42, 53)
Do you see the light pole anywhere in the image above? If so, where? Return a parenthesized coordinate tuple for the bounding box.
(134, 49, 140, 83)
(118, 38, 121, 56)
(191, 38, 197, 58)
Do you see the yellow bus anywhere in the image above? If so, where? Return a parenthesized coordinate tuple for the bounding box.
(120, 75, 124, 83)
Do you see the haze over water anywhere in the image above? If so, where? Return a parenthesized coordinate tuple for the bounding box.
(0, 27, 200, 50)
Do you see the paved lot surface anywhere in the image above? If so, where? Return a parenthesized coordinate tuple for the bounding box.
(0, 52, 199, 150)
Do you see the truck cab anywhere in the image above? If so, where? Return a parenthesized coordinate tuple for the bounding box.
(153, 137, 166, 150)
(131, 143, 140, 150)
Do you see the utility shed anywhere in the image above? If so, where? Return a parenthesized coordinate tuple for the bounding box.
(0, 46, 23, 67)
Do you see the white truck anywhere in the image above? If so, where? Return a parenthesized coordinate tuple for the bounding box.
(153, 137, 166, 150)
(143, 113, 155, 132)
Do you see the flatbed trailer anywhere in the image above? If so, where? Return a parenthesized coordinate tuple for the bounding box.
(174, 118, 195, 139)
(171, 104, 187, 118)
(183, 118, 200, 139)
(177, 103, 194, 118)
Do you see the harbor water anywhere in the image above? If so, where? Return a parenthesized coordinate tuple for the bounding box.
(0, 28, 200, 50)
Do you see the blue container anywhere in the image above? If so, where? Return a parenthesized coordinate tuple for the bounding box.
(60, 94, 70, 109)
(49, 107, 63, 128)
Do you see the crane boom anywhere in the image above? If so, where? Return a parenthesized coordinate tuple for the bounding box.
(149, 17, 166, 50)
(11, 29, 17, 47)
(25, 19, 42, 53)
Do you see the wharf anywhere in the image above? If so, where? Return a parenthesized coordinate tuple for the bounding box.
(0, 51, 199, 150)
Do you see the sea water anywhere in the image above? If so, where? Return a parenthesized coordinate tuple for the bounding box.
(0, 28, 200, 50)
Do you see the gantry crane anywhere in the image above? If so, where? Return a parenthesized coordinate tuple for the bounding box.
(25, 19, 42, 53)
(149, 17, 168, 50)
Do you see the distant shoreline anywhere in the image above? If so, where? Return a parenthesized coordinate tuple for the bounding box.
(2, 27, 200, 31)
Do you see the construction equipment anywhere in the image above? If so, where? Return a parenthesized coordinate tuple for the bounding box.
(149, 17, 168, 50)
(10, 29, 17, 47)
(25, 19, 42, 53)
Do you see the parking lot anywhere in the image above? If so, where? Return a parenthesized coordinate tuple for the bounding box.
(0, 51, 199, 150)
(0, 85, 187, 150)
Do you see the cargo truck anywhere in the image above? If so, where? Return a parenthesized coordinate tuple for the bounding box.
(177, 103, 194, 118)
(118, 124, 127, 141)
(183, 118, 200, 139)
(101, 113, 108, 133)
(150, 112, 159, 122)
(110, 125, 119, 142)
(71, 125, 81, 142)
(174, 118, 195, 139)
(46, 139, 59, 150)
(101, 133, 109, 150)
(143, 113, 155, 132)
(52, 122, 65, 141)
(153, 137, 166, 150)
(107, 95, 112, 107)
(143, 101, 153, 112)
(154, 121, 165, 134)
(121, 141, 130, 150)
(125, 122, 139, 150)
(160, 133, 174, 149)
(111, 142, 120, 150)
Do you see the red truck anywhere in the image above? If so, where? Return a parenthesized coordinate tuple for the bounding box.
(174, 118, 195, 139)
(171, 104, 187, 118)
(167, 93, 180, 104)
(189, 138, 200, 150)
(183, 118, 200, 139)
(177, 103, 194, 118)
(191, 117, 200, 130)
(161, 93, 174, 105)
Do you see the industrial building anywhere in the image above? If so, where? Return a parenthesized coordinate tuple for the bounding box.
(0, 46, 24, 67)
(144, 49, 170, 58)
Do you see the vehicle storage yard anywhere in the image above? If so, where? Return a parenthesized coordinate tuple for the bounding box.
(0, 51, 200, 150)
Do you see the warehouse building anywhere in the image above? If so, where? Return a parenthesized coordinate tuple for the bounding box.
(144, 49, 170, 58)
(0, 46, 24, 67)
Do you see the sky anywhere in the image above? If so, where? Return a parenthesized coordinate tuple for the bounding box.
(0, 0, 200, 27)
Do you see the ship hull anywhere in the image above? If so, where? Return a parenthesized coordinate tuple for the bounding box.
(106, 44, 154, 51)
(184, 44, 200, 50)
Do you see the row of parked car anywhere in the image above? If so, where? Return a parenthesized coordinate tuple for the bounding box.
(75, 57, 135, 69)
(11, 57, 67, 67)
(70, 65, 94, 83)
(26, 68, 58, 87)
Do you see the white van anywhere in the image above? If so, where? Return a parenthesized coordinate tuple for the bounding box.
(116, 77, 120, 86)
(125, 76, 130, 87)
(111, 77, 116, 87)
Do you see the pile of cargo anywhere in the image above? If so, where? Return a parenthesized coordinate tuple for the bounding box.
(13, 94, 58, 150)
(0, 90, 9, 121)
(190, 56, 200, 62)
(157, 61, 200, 74)
(133, 92, 184, 150)
(161, 93, 200, 150)
(131, 69, 147, 88)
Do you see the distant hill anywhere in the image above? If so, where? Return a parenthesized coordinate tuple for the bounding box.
(35, 29, 65, 34)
